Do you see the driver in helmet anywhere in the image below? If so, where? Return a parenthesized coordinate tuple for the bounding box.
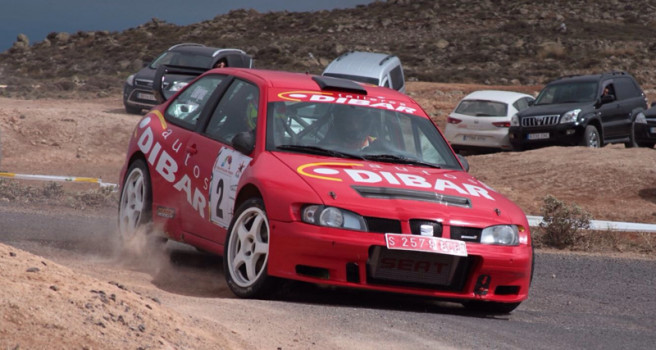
(325, 105, 375, 150)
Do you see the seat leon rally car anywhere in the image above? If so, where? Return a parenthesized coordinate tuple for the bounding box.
(118, 68, 534, 313)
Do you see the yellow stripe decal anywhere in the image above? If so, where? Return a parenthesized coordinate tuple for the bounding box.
(297, 162, 362, 182)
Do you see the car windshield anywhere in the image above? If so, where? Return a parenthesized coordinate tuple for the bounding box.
(454, 100, 508, 117)
(534, 81, 598, 105)
(150, 51, 214, 69)
(265, 101, 461, 169)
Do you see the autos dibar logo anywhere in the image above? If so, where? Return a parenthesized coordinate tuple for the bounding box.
(535, 116, 545, 125)
(296, 162, 495, 200)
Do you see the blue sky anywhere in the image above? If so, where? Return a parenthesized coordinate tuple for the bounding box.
(0, 0, 375, 52)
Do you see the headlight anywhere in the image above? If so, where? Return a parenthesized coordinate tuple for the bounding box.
(559, 109, 581, 124)
(302, 205, 367, 231)
(125, 74, 135, 86)
(510, 114, 519, 126)
(635, 112, 647, 124)
(480, 225, 519, 245)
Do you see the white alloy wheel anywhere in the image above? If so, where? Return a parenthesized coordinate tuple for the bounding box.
(224, 198, 276, 298)
(118, 160, 151, 241)
(227, 206, 270, 287)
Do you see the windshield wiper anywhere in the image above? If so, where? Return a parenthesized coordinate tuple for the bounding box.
(362, 154, 441, 168)
(276, 145, 364, 159)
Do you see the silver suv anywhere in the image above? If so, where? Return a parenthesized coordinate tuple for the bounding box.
(322, 51, 405, 93)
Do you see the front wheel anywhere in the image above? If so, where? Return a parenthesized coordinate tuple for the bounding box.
(624, 121, 638, 148)
(224, 198, 277, 298)
(580, 125, 600, 148)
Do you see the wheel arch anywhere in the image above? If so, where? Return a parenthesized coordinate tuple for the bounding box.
(584, 117, 604, 144)
(234, 183, 263, 212)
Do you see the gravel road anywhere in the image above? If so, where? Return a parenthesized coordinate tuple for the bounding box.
(1, 203, 655, 349)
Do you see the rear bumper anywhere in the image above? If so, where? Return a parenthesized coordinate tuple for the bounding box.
(267, 220, 532, 303)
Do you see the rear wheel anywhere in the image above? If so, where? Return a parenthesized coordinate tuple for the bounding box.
(118, 159, 153, 242)
(581, 125, 600, 148)
(224, 198, 277, 298)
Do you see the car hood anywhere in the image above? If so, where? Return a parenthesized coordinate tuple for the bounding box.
(519, 102, 591, 117)
(272, 152, 527, 227)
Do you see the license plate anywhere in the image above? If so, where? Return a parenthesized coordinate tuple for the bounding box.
(370, 247, 460, 286)
(137, 92, 157, 101)
(527, 132, 549, 140)
(385, 233, 467, 257)
(462, 135, 486, 142)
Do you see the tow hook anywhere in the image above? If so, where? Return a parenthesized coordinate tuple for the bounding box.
(474, 274, 491, 296)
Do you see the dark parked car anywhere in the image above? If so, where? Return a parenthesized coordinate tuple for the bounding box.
(634, 103, 656, 148)
(509, 71, 648, 150)
(123, 43, 252, 114)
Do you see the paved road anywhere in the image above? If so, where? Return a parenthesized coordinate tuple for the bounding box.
(2, 205, 655, 349)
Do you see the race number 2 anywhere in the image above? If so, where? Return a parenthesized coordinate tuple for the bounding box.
(209, 147, 251, 228)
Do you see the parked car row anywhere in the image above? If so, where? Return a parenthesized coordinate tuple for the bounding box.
(123, 43, 252, 114)
(124, 45, 405, 114)
(445, 71, 656, 152)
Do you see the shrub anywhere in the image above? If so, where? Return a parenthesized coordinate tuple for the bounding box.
(537, 195, 592, 249)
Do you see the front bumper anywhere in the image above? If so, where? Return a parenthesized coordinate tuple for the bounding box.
(635, 121, 656, 145)
(267, 220, 532, 303)
(124, 84, 158, 110)
(509, 123, 582, 148)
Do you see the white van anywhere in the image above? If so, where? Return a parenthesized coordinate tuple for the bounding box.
(322, 51, 406, 93)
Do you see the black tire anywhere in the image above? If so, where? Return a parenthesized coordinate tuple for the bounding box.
(118, 159, 153, 243)
(580, 125, 601, 148)
(463, 300, 522, 314)
(224, 197, 277, 298)
(624, 121, 638, 148)
(637, 142, 655, 148)
(124, 104, 143, 115)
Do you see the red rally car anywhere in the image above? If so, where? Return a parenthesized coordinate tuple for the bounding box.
(118, 68, 533, 314)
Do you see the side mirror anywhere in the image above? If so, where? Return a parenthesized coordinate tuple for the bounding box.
(457, 154, 470, 172)
(232, 131, 255, 155)
(528, 99, 535, 106)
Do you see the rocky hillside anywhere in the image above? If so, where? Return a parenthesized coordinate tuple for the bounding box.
(2, 0, 656, 98)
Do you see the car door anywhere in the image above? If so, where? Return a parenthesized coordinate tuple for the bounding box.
(158, 74, 227, 223)
(598, 81, 629, 140)
(180, 78, 260, 245)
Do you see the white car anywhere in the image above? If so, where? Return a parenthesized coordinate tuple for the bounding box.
(444, 90, 534, 152)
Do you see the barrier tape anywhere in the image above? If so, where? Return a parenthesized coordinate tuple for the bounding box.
(0, 171, 654, 232)
(0, 171, 117, 190)
(527, 215, 656, 233)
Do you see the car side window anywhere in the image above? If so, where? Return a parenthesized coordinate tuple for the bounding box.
(164, 75, 225, 129)
(614, 77, 641, 100)
(513, 97, 532, 112)
(205, 79, 259, 144)
(390, 66, 404, 91)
